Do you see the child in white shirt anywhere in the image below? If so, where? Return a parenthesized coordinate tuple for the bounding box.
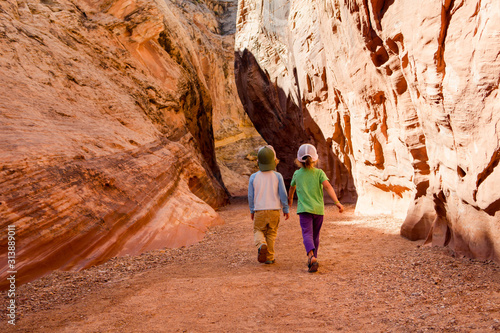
(248, 146, 289, 264)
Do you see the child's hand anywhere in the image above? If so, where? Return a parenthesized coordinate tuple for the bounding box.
(336, 202, 344, 213)
(250, 213, 254, 220)
(284, 212, 290, 220)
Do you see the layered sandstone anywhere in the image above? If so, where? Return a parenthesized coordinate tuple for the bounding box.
(206, 0, 266, 196)
(0, 0, 250, 287)
(235, 0, 500, 261)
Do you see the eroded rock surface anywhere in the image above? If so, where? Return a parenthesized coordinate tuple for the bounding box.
(0, 0, 249, 287)
(235, 0, 500, 261)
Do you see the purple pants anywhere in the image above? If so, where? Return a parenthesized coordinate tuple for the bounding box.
(299, 213, 324, 258)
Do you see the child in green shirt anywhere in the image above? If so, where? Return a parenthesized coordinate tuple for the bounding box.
(288, 144, 344, 272)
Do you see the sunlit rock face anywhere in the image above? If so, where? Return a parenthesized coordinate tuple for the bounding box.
(0, 0, 243, 287)
(235, 0, 500, 261)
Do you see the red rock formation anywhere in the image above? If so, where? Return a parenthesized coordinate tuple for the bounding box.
(0, 0, 242, 287)
(235, 0, 500, 261)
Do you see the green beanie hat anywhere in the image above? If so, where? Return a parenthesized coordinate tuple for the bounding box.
(257, 146, 276, 171)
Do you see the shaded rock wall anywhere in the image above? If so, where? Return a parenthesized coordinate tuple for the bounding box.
(201, 0, 267, 197)
(0, 0, 241, 287)
(235, 0, 500, 261)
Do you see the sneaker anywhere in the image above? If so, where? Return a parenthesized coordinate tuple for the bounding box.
(265, 259, 275, 264)
(258, 244, 268, 263)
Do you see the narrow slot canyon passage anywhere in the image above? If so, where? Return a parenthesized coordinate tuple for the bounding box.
(1, 0, 499, 331)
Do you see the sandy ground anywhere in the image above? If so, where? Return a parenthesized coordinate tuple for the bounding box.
(4, 197, 500, 332)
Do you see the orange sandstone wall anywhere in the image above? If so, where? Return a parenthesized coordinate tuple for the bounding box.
(235, 0, 500, 261)
(0, 0, 239, 287)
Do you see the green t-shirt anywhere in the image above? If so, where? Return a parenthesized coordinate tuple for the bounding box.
(290, 167, 329, 215)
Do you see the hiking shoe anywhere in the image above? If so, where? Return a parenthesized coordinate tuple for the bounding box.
(258, 244, 268, 263)
(265, 259, 275, 264)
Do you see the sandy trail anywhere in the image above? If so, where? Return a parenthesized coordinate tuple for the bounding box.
(5, 197, 500, 332)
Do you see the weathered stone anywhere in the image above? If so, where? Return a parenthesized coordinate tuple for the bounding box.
(235, 0, 500, 261)
(0, 0, 251, 287)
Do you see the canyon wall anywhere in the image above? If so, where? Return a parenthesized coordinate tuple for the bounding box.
(235, 0, 500, 261)
(0, 0, 248, 287)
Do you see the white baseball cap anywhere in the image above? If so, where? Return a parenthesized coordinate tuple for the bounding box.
(297, 144, 318, 162)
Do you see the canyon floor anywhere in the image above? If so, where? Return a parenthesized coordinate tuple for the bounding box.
(5, 197, 500, 332)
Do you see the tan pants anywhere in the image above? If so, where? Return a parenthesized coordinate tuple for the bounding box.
(253, 210, 280, 261)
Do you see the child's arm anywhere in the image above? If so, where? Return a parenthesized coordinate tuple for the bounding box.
(322, 180, 344, 213)
(288, 185, 296, 208)
(248, 174, 256, 220)
(276, 173, 290, 220)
